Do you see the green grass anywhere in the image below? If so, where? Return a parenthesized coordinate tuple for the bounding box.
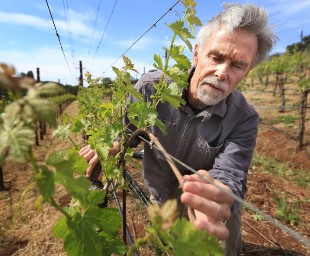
(271, 191, 302, 226)
(250, 153, 310, 188)
(276, 114, 299, 127)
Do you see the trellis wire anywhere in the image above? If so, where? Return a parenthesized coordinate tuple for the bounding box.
(103, 0, 180, 73)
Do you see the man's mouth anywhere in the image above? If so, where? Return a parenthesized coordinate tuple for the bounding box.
(202, 82, 223, 92)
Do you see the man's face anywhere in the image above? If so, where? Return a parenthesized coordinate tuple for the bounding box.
(189, 28, 258, 108)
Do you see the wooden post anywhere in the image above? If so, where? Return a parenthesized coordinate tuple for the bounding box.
(278, 77, 286, 113)
(297, 89, 309, 150)
(273, 73, 279, 96)
(79, 60, 83, 87)
(0, 166, 5, 191)
(36, 67, 40, 82)
(35, 67, 40, 145)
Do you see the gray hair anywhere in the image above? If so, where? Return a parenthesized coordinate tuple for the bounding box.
(196, 3, 278, 66)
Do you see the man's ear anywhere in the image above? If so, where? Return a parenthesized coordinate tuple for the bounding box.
(193, 44, 199, 66)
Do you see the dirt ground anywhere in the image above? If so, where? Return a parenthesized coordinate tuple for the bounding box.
(0, 100, 309, 256)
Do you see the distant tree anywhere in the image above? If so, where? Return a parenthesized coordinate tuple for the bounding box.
(286, 35, 310, 53)
(65, 84, 79, 95)
(26, 70, 34, 79)
(101, 77, 113, 89)
(269, 53, 281, 59)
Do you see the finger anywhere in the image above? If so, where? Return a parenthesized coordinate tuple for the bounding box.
(98, 171, 103, 181)
(83, 149, 96, 162)
(192, 210, 229, 241)
(79, 145, 90, 156)
(182, 177, 233, 205)
(181, 191, 231, 221)
(85, 154, 99, 177)
(183, 170, 214, 184)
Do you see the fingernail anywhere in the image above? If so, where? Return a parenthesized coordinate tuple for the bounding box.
(180, 178, 188, 190)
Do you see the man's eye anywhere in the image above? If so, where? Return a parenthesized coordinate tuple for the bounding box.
(210, 56, 223, 62)
(233, 63, 247, 70)
(233, 64, 243, 69)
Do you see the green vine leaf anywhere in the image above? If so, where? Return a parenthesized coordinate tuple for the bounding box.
(53, 215, 67, 240)
(99, 232, 127, 256)
(169, 218, 223, 256)
(123, 55, 138, 73)
(187, 13, 202, 33)
(53, 192, 125, 256)
(162, 82, 186, 108)
(71, 119, 86, 133)
(52, 124, 71, 140)
(164, 45, 191, 70)
(125, 84, 143, 101)
(0, 126, 35, 163)
(153, 53, 164, 70)
(26, 98, 57, 126)
(47, 150, 90, 207)
(165, 66, 188, 89)
(181, 0, 197, 8)
(148, 200, 223, 256)
(55, 170, 89, 207)
(47, 150, 88, 175)
(54, 212, 113, 256)
(35, 82, 65, 97)
(127, 101, 158, 129)
(166, 20, 194, 51)
(35, 165, 55, 201)
(112, 66, 122, 77)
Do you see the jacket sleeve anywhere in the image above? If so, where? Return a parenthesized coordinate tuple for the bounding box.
(208, 112, 259, 213)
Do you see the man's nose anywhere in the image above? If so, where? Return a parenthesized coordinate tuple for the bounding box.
(214, 63, 229, 81)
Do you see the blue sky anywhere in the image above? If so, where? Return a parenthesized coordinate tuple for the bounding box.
(1, 0, 309, 86)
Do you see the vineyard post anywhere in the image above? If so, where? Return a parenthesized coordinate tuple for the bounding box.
(0, 166, 4, 190)
(278, 76, 286, 112)
(297, 88, 309, 150)
(36, 67, 40, 82)
(36, 67, 47, 140)
(79, 60, 83, 87)
(0, 87, 4, 190)
(265, 75, 269, 87)
(35, 67, 41, 145)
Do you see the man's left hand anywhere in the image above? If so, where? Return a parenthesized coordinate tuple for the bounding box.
(180, 170, 234, 241)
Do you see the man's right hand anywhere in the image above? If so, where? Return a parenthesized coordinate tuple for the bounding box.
(79, 145, 101, 179)
(79, 141, 121, 180)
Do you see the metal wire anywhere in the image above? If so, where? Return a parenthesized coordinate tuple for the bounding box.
(45, 0, 74, 81)
(103, 0, 180, 73)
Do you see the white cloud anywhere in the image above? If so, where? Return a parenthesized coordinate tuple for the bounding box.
(0, 9, 103, 44)
(54, 14, 102, 41)
(0, 11, 51, 30)
(276, 0, 310, 16)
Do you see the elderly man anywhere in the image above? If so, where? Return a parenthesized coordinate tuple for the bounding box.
(80, 3, 277, 255)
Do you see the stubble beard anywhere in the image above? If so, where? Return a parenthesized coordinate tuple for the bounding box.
(193, 76, 229, 108)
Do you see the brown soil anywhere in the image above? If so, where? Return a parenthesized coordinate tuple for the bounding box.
(0, 100, 309, 256)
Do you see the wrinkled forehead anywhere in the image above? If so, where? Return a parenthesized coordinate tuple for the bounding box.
(199, 28, 258, 66)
